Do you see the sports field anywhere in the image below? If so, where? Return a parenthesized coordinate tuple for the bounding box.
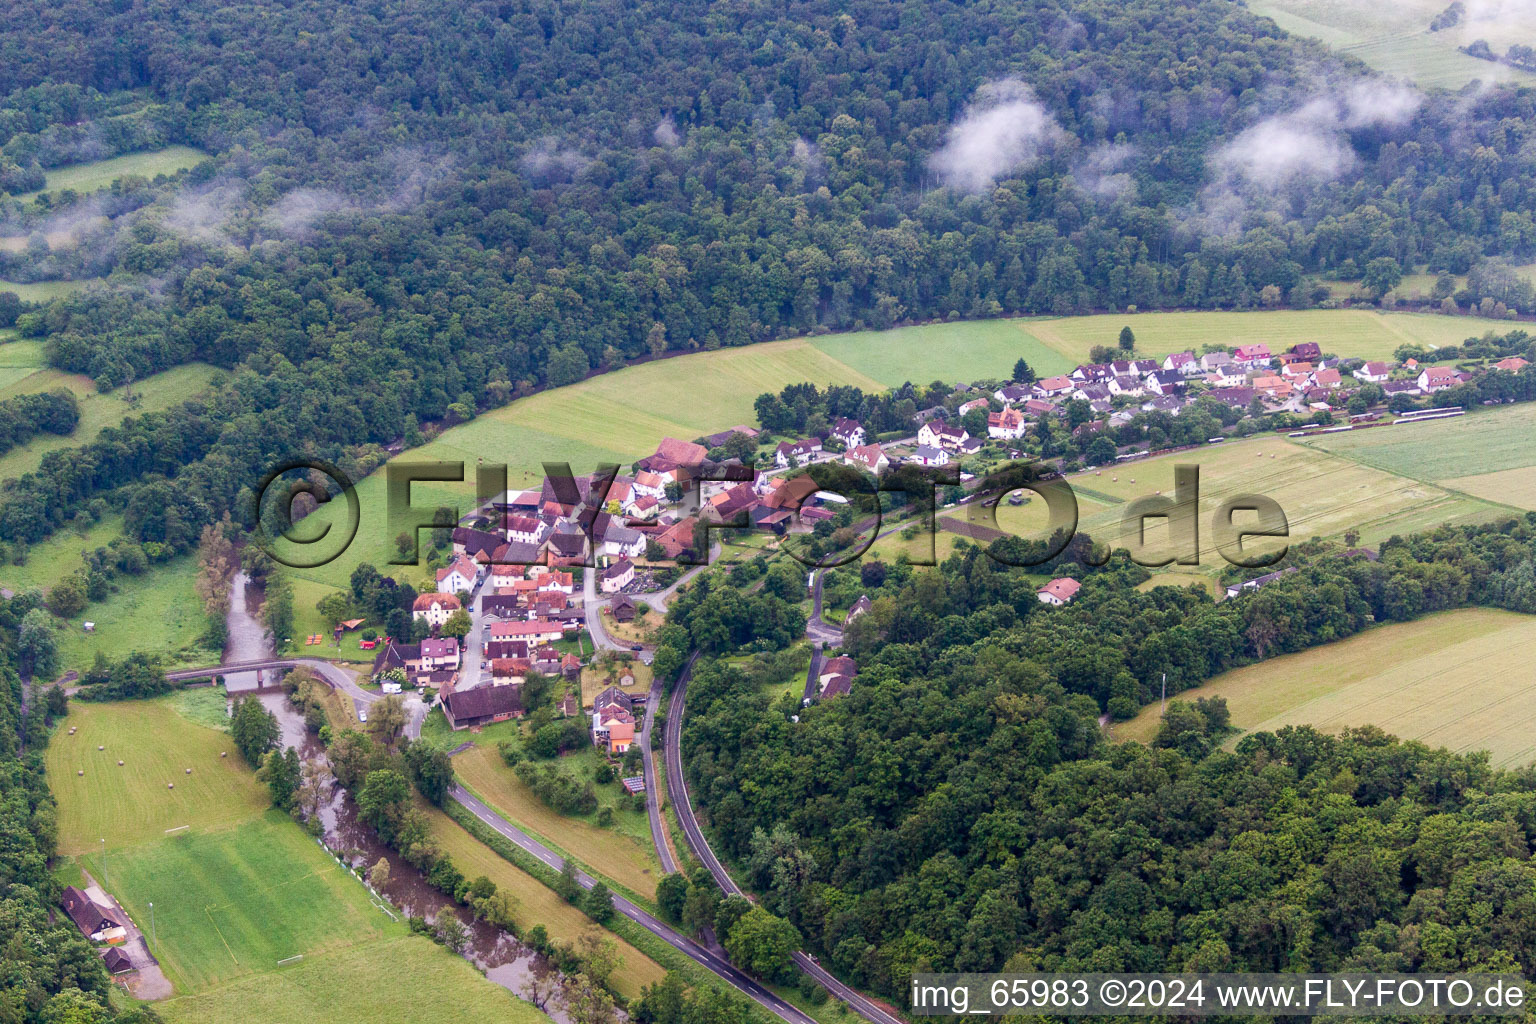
(1114, 609, 1536, 767)
(454, 743, 662, 899)
(80, 813, 392, 991)
(1246, 0, 1536, 89)
(46, 697, 269, 855)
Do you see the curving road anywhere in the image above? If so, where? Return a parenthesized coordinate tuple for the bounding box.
(165, 657, 427, 738)
(449, 783, 815, 1024)
(664, 662, 907, 1024)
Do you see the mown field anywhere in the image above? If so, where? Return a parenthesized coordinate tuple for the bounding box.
(1114, 609, 1536, 767)
(155, 933, 549, 1024)
(17, 145, 209, 200)
(0, 356, 219, 483)
(1246, 0, 1536, 89)
(50, 698, 551, 1022)
(0, 279, 97, 302)
(453, 743, 662, 899)
(1301, 402, 1536, 493)
(424, 804, 667, 998)
(46, 697, 269, 855)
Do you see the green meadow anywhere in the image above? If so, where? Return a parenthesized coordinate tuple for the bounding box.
(19, 145, 209, 201)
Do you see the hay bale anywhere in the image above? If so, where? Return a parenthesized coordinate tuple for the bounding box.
(78, 770, 84, 776)
(185, 768, 192, 774)
(98, 745, 104, 750)
(168, 783, 174, 789)
(117, 760, 123, 766)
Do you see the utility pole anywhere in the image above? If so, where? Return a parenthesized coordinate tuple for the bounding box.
(1160, 673, 1167, 716)
(149, 902, 155, 948)
(100, 838, 106, 890)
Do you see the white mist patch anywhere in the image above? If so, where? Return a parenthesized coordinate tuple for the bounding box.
(1073, 142, 1138, 201)
(653, 117, 681, 147)
(927, 79, 1062, 192)
(519, 138, 591, 181)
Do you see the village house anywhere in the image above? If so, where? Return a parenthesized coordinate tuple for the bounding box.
(451, 527, 501, 560)
(1072, 381, 1111, 403)
(992, 383, 1032, 404)
(1033, 375, 1075, 397)
(701, 425, 760, 448)
(956, 398, 989, 418)
(601, 522, 647, 559)
(1199, 351, 1236, 372)
(631, 470, 667, 503)
(420, 636, 461, 672)
(443, 684, 523, 729)
(412, 593, 461, 628)
(489, 619, 566, 645)
(102, 948, 133, 975)
(910, 444, 949, 467)
(1037, 577, 1082, 606)
(1070, 362, 1112, 382)
(625, 493, 662, 520)
(654, 516, 699, 557)
(1252, 375, 1292, 398)
(601, 557, 635, 593)
(845, 594, 872, 622)
(435, 555, 481, 595)
(1162, 351, 1199, 375)
(1280, 361, 1313, 379)
(843, 443, 889, 474)
(1382, 380, 1422, 398)
(1417, 366, 1461, 393)
(774, 438, 822, 467)
(1494, 356, 1530, 372)
(917, 419, 969, 451)
(1143, 369, 1185, 396)
(591, 686, 637, 753)
(1232, 343, 1272, 368)
(1290, 341, 1322, 361)
(1022, 398, 1056, 418)
(818, 654, 857, 699)
(987, 407, 1026, 439)
(830, 418, 866, 448)
(1353, 361, 1393, 383)
(503, 514, 545, 546)
(1312, 368, 1343, 389)
(60, 886, 126, 944)
(1108, 375, 1145, 397)
(489, 657, 531, 685)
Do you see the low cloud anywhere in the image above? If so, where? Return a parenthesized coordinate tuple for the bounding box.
(1074, 142, 1138, 201)
(927, 79, 1062, 192)
(519, 138, 591, 182)
(653, 117, 681, 148)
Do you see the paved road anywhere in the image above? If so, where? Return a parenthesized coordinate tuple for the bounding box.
(449, 783, 816, 1024)
(165, 657, 426, 737)
(664, 665, 907, 1024)
(641, 540, 720, 615)
(805, 569, 844, 646)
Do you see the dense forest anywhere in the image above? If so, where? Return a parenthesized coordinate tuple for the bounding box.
(678, 516, 1536, 1002)
(8, 0, 1536, 558)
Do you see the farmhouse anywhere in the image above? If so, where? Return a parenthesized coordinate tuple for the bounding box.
(443, 684, 524, 730)
(592, 687, 637, 753)
(412, 592, 461, 628)
(451, 527, 501, 559)
(503, 515, 545, 545)
(845, 594, 872, 622)
(706, 481, 760, 521)
(1037, 577, 1081, 606)
(701, 425, 759, 448)
(60, 886, 126, 944)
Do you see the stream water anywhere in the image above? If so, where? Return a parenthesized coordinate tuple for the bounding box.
(220, 574, 573, 1020)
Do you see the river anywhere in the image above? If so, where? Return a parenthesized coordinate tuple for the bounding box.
(219, 575, 573, 1020)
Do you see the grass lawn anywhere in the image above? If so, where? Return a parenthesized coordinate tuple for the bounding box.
(1113, 608, 1536, 766)
(1019, 310, 1520, 366)
(454, 743, 662, 898)
(580, 660, 652, 707)
(424, 806, 667, 999)
(20, 146, 210, 200)
(0, 361, 219, 482)
(287, 575, 378, 663)
(599, 606, 661, 645)
(155, 933, 549, 1024)
(1301, 403, 1536, 483)
(47, 697, 269, 855)
(1062, 432, 1510, 567)
(1136, 570, 1220, 597)
(0, 279, 99, 303)
(1246, 0, 1536, 88)
(811, 318, 1072, 384)
(55, 555, 216, 672)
